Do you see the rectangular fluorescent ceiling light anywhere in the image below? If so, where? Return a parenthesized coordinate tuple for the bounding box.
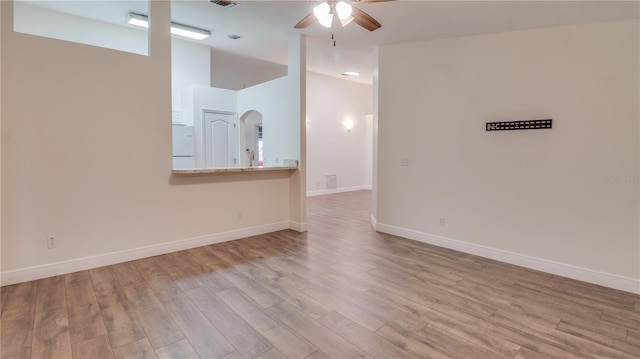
(127, 13, 211, 40)
(170, 22, 211, 40)
(127, 13, 149, 28)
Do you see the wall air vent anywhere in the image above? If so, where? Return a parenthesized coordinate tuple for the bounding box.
(209, 0, 240, 8)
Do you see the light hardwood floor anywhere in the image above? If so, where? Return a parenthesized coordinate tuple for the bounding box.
(1, 190, 639, 358)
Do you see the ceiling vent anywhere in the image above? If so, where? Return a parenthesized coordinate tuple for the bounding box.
(209, 0, 239, 8)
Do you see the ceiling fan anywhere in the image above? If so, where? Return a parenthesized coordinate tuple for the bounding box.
(294, 0, 391, 32)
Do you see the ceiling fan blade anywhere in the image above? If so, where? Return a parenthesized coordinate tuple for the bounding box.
(340, 15, 355, 27)
(294, 13, 316, 29)
(352, 7, 382, 31)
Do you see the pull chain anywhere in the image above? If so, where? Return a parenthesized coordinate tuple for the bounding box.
(331, 13, 336, 47)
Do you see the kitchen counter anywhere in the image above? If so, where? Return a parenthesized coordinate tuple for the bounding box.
(172, 166, 298, 176)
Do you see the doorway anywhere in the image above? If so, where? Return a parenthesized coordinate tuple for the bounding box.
(240, 110, 263, 167)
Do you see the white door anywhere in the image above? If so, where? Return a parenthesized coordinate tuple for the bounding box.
(203, 111, 237, 168)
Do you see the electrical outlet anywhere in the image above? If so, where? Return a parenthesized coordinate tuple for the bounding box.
(47, 237, 57, 249)
(439, 217, 446, 226)
(401, 158, 409, 167)
(236, 211, 242, 220)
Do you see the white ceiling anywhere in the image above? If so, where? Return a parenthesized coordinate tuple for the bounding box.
(26, 0, 640, 85)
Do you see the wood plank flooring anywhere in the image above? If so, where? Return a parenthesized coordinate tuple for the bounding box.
(2, 190, 639, 358)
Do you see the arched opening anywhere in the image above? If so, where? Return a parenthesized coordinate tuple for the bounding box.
(240, 110, 263, 167)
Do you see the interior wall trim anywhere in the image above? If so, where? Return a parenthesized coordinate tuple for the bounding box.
(0, 221, 291, 286)
(375, 222, 640, 294)
(306, 185, 371, 197)
(289, 221, 308, 233)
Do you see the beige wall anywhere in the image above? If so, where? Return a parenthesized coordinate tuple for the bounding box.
(0, 0, 3, 278)
(1, 1, 301, 282)
(376, 20, 639, 283)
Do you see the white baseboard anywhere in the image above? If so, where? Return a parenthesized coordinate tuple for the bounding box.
(289, 221, 308, 232)
(370, 214, 378, 230)
(307, 185, 371, 197)
(376, 222, 640, 294)
(0, 221, 291, 286)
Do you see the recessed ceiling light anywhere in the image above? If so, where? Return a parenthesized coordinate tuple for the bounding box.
(342, 71, 360, 77)
(227, 34, 242, 40)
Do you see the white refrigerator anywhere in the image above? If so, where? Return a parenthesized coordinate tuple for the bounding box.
(172, 124, 195, 169)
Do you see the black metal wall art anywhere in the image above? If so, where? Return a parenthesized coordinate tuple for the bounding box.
(486, 119, 552, 131)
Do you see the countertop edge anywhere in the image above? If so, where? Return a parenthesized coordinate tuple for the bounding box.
(172, 166, 298, 175)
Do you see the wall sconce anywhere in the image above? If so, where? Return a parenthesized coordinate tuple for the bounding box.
(344, 120, 354, 132)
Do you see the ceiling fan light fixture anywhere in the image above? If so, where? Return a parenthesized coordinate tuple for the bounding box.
(313, 2, 334, 28)
(294, 0, 383, 31)
(318, 13, 334, 28)
(335, 1, 352, 20)
(313, 2, 331, 19)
